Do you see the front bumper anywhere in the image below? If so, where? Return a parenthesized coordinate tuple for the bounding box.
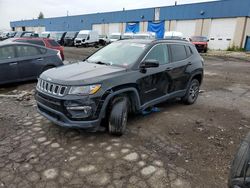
(35, 92, 103, 130)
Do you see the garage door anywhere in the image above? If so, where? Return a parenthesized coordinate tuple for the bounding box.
(92, 24, 102, 35)
(108, 23, 120, 34)
(208, 18, 236, 50)
(175, 20, 196, 39)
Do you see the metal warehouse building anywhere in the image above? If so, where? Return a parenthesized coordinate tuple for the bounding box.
(10, 0, 250, 50)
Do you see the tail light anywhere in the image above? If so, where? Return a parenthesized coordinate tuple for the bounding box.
(56, 50, 62, 61)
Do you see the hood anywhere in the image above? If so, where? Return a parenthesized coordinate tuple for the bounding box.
(192, 41, 207, 45)
(40, 62, 126, 85)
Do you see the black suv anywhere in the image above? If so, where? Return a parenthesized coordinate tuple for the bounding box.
(35, 39, 204, 136)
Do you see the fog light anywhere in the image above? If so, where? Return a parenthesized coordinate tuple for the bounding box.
(66, 106, 92, 118)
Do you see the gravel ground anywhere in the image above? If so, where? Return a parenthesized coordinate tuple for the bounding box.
(0, 47, 250, 188)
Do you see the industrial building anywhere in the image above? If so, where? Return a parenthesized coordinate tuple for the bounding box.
(10, 0, 250, 50)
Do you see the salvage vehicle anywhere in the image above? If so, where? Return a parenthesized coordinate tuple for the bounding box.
(49, 32, 67, 46)
(0, 42, 63, 85)
(35, 39, 204, 136)
(190, 36, 209, 53)
(133, 32, 156, 39)
(109, 33, 122, 42)
(122, 33, 134, 39)
(98, 35, 110, 46)
(0, 31, 17, 41)
(13, 37, 65, 60)
(14, 31, 38, 38)
(63, 31, 79, 46)
(74, 30, 99, 47)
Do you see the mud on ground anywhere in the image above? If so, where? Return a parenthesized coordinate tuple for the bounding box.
(0, 47, 250, 188)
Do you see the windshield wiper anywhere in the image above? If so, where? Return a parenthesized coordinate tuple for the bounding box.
(94, 61, 111, 66)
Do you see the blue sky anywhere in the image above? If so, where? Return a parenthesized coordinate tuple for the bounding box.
(0, 0, 216, 30)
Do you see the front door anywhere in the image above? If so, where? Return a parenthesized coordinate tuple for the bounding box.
(137, 44, 171, 104)
(0, 45, 19, 84)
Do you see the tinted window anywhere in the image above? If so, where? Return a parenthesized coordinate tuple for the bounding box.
(185, 46, 193, 57)
(170, 44, 187, 62)
(16, 45, 41, 57)
(0, 46, 15, 60)
(48, 40, 60, 47)
(145, 44, 169, 65)
(16, 40, 45, 46)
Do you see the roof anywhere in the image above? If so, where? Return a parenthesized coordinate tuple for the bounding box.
(10, 0, 250, 31)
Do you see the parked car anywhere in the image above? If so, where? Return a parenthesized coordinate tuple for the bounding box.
(164, 31, 184, 39)
(7, 31, 17, 38)
(40, 32, 51, 38)
(133, 32, 156, 39)
(13, 37, 65, 61)
(0, 31, 9, 41)
(14, 31, 38, 38)
(74, 30, 99, 47)
(98, 35, 110, 46)
(109, 33, 122, 42)
(0, 42, 63, 85)
(190, 36, 209, 53)
(122, 32, 134, 39)
(35, 39, 204, 136)
(49, 32, 66, 46)
(63, 31, 79, 46)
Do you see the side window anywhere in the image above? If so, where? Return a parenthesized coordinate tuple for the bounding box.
(170, 44, 187, 62)
(145, 44, 169, 65)
(0, 46, 15, 60)
(16, 45, 41, 57)
(185, 46, 193, 57)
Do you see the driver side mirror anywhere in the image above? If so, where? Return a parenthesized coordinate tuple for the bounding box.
(140, 59, 159, 69)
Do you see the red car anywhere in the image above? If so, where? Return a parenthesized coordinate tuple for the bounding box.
(13, 37, 64, 60)
(190, 36, 209, 53)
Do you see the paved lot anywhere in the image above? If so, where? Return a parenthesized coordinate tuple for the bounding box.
(0, 47, 250, 187)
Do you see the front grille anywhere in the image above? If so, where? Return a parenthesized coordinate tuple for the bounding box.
(76, 40, 81, 43)
(37, 79, 67, 96)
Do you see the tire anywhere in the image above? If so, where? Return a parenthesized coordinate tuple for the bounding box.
(204, 48, 208, 53)
(109, 97, 128, 136)
(182, 79, 200, 105)
(229, 132, 250, 188)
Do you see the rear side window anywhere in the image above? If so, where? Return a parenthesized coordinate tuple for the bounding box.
(185, 46, 193, 57)
(170, 44, 187, 62)
(16, 40, 45, 46)
(145, 44, 169, 65)
(48, 40, 60, 47)
(16, 45, 41, 57)
(0, 46, 15, 60)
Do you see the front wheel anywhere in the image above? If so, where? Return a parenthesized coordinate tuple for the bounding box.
(109, 97, 128, 136)
(182, 79, 200, 105)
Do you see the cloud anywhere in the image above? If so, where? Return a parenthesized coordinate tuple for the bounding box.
(0, 0, 216, 30)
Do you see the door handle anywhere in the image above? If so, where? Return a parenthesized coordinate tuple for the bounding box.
(9, 62, 18, 66)
(36, 58, 44, 61)
(165, 67, 173, 71)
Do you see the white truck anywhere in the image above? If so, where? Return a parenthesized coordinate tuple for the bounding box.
(133, 32, 156, 39)
(74, 30, 99, 47)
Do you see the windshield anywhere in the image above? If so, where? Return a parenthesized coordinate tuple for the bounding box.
(76, 34, 88, 39)
(50, 33, 63, 40)
(87, 42, 146, 67)
(109, 35, 120, 40)
(15, 32, 23, 37)
(65, 32, 76, 38)
(22, 32, 33, 37)
(191, 36, 208, 42)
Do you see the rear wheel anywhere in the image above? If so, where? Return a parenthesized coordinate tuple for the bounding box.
(109, 97, 128, 136)
(182, 79, 200, 105)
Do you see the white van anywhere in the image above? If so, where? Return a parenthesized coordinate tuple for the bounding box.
(164, 31, 184, 39)
(74, 30, 99, 47)
(122, 32, 134, 39)
(133, 32, 156, 39)
(109, 33, 122, 42)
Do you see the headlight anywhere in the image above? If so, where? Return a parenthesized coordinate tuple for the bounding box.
(68, 84, 101, 95)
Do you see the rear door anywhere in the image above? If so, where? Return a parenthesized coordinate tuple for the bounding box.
(16, 44, 45, 80)
(0, 45, 19, 84)
(168, 44, 191, 92)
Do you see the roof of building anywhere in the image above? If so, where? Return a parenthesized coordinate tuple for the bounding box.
(10, 0, 250, 31)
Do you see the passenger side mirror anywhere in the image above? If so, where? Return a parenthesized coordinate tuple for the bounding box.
(87, 35, 90, 40)
(140, 59, 159, 69)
